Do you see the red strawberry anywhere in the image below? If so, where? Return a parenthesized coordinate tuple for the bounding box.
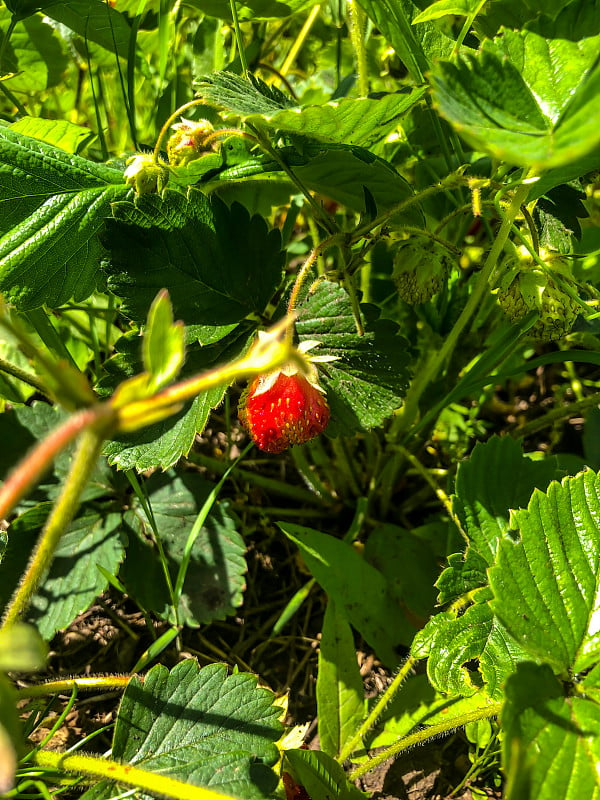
(239, 369, 330, 454)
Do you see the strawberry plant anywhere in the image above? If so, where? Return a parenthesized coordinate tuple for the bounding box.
(1, 1, 600, 799)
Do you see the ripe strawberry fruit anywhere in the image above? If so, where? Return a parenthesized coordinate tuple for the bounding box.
(239, 368, 330, 454)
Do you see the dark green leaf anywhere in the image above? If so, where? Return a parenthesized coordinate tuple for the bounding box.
(0, 403, 115, 506)
(0, 505, 124, 639)
(453, 435, 560, 567)
(198, 71, 294, 117)
(112, 661, 282, 799)
(295, 281, 411, 436)
(45, 0, 143, 66)
(122, 472, 246, 626)
(363, 524, 438, 619)
(0, 126, 128, 309)
(103, 190, 284, 325)
(490, 469, 600, 675)
(533, 183, 588, 252)
(280, 522, 414, 666)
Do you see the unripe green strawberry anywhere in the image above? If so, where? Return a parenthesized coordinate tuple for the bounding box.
(392, 239, 453, 305)
(497, 250, 580, 341)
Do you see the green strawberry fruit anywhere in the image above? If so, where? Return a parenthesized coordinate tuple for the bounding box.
(497, 250, 580, 341)
(392, 239, 453, 305)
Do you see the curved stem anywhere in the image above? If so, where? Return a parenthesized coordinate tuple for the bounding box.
(0, 406, 112, 521)
(349, 702, 502, 780)
(337, 656, 417, 764)
(33, 750, 240, 800)
(0, 356, 51, 398)
(152, 99, 207, 162)
(2, 427, 108, 628)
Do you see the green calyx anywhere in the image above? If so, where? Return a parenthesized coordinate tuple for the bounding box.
(497, 252, 581, 341)
(392, 239, 453, 305)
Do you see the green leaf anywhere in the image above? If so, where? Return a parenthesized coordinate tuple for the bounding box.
(142, 290, 185, 393)
(0, 11, 68, 93)
(0, 624, 47, 671)
(295, 281, 411, 436)
(430, 29, 600, 170)
(285, 749, 366, 800)
(0, 505, 124, 639)
(45, 0, 143, 65)
(502, 663, 600, 800)
(0, 126, 128, 309)
(9, 117, 95, 154)
(197, 71, 294, 117)
(103, 190, 284, 325)
(280, 522, 414, 666)
(363, 523, 438, 620)
(112, 661, 282, 799)
(489, 469, 600, 675)
(317, 600, 365, 759)
(122, 472, 247, 627)
(413, 0, 480, 23)
(292, 145, 423, 222)
(357, 0, 456, 80)
(411, 587, 530, 700)
(188, 0, 319, 19)
(198, 71, 427, 148)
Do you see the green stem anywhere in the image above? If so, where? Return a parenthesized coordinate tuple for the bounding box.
(33, 750, 240, 800)
(249, 125, 337, 234)
(0, 16, 17, 75)
(338, 656, 417, 763)
(347, 0, 368, 96)
(394, 181, 530, 437)
(25, 308, 78, 370)
(16, 675, 131, 699)
(229, 0, 248, 74)
(0, 356, 51, 398)
(279, 4, 321, 78)
(2, 427, 107, 628)
(512, 390, 600, 439)
(349, 702, 502, 780)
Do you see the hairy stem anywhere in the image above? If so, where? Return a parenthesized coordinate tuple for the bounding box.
(0, 406, 112, 521)
(2, 427, 108, 628)
(17, 675, 132, 698)
(338, 656, 417, 763)
(350, 702, 502, 780)
(33, 750, 239, 800)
